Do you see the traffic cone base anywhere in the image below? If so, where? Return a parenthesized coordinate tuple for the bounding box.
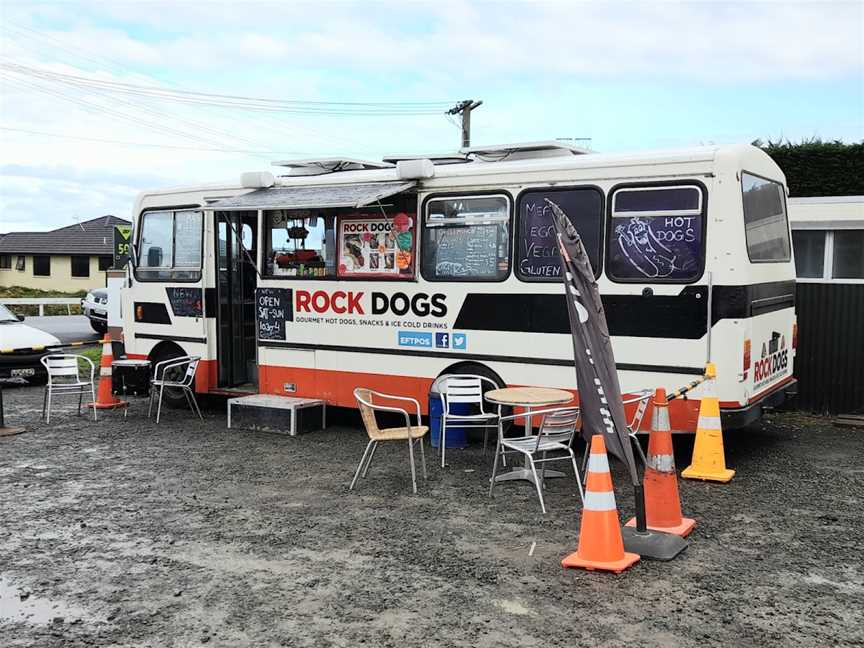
(681, 464, 735, 482)
(624, 515, 696, 538)
(561, 547, 640, 574)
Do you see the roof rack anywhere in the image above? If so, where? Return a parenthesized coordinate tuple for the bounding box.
(381, 152, 469, 165)
(271, 158, 395, 176)
(461, 140, 591, 161)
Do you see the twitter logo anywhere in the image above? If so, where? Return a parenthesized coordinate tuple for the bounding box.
(452, 333, 467, 350)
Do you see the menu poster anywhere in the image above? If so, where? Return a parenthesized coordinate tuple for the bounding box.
(337, 214, 415, 278)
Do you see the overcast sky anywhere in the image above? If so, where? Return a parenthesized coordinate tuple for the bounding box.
(1, 0, 862, 232)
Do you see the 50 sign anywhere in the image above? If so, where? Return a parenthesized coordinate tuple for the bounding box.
(114, 225, 132, 269)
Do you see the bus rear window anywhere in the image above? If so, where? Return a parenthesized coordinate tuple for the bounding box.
(742, 173, 791, 262)
(607, 184, 705, 282)
(421, 195, 510, 281)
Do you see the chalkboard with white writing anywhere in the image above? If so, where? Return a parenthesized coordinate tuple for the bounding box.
(431, 225, 500, 279)
(256, 288, 292, 341)
(166, 287, 202, 317)
(517, 189, 603, 281)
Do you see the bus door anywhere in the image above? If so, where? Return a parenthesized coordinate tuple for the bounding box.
(215, 211, 258, 387)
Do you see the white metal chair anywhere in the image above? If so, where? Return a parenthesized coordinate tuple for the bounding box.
(434, 374, 499, 468)
(40, 354, 97, 424)
(351, 388, 429, 494)
(579, 388, 653, 482)
(490, 406, 583, 514)
(149, 355, 202, 424)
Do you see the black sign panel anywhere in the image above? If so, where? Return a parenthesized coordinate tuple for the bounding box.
(256, 288, 292, 341)
(166, 287, 203, 317)
(113, 225, 132, 269)
(608, 214, 703, 281)
(433, 225, 499, 278)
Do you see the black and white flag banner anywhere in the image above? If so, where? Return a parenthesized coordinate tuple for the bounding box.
(546, 198, 639, 484)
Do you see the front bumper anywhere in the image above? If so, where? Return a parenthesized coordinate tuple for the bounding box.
(0, 350, 49, 379)
(720, 378, 798, 430)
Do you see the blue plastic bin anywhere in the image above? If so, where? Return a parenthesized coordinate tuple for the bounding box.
(428, 390, 469, 449)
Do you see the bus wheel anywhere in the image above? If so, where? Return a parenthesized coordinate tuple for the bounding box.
(149, 342, 191, 409)
(437, 362, 513, 436)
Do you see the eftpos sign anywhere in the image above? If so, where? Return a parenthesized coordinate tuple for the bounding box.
(113, 225, 132, 269)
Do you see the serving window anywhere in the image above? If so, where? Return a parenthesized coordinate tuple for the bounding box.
(264, 199, 416, 280)
(516, 187, 603, 281)
(606, 184, 705, 282)
(421, 195, 511, 282)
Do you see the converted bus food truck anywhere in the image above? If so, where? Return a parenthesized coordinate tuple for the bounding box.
(121, 142, 797, 431)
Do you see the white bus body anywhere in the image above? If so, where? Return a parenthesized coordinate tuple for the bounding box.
(122, 143, 797, 431)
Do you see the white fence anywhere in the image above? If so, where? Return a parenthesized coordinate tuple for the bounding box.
(1, 298, 81, 316)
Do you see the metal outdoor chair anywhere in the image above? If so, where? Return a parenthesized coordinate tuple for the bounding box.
(579, 388, 653, 483)
(351, 388, 429, 494)
(490, 406, 583, 514)
(434, 374, 499, 468)
(40, 354, 97, 424)
(149, 355, 203, 424)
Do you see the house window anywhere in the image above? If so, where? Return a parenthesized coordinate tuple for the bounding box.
(71, 255, 90, 278)
(832, 230, 864, 279)
(0, 254, 10, 270)
(33, 255, 51, 276)
(607, 184, 705, 282)
(16, 256, 25, 271)
(421, 195, 511, 281)
(742, 173, 791, 262)
(135, 210, 203, 282)
(791, 230, 826, 279)
(790, 229, 864, 281)
(516, 187, 603, 281)
(98, 255, 113, 271)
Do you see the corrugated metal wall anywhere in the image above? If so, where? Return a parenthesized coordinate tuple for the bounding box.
(795, 283, 864, 414)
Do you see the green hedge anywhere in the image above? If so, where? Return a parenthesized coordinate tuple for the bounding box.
(756, 139, 864, 197)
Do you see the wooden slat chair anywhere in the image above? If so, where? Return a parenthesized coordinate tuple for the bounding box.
(351, 388, 429, 494)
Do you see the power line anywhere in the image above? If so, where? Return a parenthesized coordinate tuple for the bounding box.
(0, 126, 308, 154)
(0, 62, 452, 114)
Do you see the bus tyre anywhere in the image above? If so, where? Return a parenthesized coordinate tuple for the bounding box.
(150, 344, 191, 409)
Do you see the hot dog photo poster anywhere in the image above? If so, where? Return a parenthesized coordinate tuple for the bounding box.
(337, 213, 415, 278)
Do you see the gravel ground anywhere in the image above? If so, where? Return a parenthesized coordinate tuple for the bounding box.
(0, 382, 861, 648)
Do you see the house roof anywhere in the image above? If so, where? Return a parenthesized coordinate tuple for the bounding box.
(0, 215, 131, 255)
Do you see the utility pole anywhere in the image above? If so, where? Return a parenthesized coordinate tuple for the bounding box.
(447, 99, 483, 148)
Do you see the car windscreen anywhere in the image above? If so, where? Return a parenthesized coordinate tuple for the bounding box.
(0, 304, 19, 322)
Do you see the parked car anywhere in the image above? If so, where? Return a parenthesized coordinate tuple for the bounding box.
(81, 289, 108, 333)
(0, 304, 61, 382)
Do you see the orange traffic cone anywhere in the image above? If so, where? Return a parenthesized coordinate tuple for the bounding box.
(88, 336, 127, 411)
(562, 435, 640, 573)
(625, 388, 696, 537)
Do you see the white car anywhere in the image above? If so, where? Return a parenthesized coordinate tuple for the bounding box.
(0, 304, 62, 382)
(81, 288, 108, 333)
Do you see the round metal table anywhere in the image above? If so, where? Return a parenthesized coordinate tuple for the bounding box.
(485, 387, 574, 485)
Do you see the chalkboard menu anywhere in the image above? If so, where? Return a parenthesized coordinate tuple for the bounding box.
(430, 225, 500, 278)
(608, 214, 703, 281)
(166, 287, 203, 317)
(256, 288, 292, 341)
(517, 189, 603, 280)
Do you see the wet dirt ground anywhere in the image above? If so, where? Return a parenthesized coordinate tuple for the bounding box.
(1, 383, 862, 648)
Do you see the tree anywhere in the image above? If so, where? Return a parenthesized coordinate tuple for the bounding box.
(754, 139, 864, 197)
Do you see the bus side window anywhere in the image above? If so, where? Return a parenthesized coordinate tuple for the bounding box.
(136, 210, 203, 282)
(516, 187, 603, 281)
(606, 184, 705, 282)
(742, 173, 791, 263)
(265, 210, 336, 279)
(421, 195, 511, 282)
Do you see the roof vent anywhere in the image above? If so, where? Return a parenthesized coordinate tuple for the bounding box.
(270, 158, 394, 176)
(396, 159, 435, 180)
(241, 171, 275, 188)
(462, 140, 591, 161)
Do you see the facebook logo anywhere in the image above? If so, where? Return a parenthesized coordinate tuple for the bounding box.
(435, 332, 450, 348)
(398, 331, 433, 348)
(452, 333, 467, 350)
